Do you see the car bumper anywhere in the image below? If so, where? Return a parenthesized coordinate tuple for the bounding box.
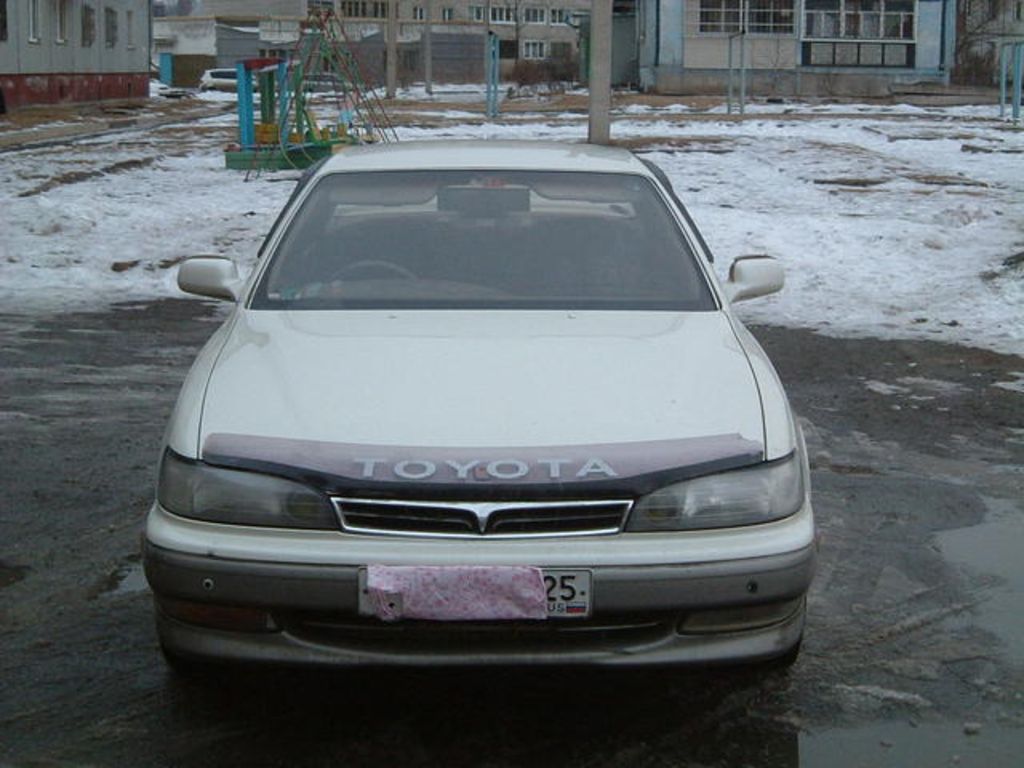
(144, 531, 815, 667)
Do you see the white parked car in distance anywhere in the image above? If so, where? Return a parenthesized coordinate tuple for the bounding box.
(145, 141, 815, 671)
(197, 68, 238, 92)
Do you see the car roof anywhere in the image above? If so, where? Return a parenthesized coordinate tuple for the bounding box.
(317, 140, 652, 176)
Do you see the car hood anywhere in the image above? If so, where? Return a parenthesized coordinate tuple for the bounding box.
(198, 310, 765, 489)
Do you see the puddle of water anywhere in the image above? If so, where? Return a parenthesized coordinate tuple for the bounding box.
(106, 562, 148, 597)
(0, 562, 30, 589)
(935, 497, 1024, 664)
(896, 376, 968, 396)
(992, 372, 1024, 394)
(801, 721, 1021, 768)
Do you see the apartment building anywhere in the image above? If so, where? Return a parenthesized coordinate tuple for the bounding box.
(334, 1, 590, 64)
(0, 0, 150, 110)
(636, 0, 959, 96)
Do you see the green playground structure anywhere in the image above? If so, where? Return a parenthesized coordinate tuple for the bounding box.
(225, 10, 397, 172)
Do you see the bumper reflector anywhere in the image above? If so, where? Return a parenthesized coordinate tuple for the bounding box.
(677, 598, 803, 635)
(157, 597, 277, 633)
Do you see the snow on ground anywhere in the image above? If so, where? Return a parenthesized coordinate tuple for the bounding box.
(0, 99, 1021, 356)
(392, 112, 1023, 354)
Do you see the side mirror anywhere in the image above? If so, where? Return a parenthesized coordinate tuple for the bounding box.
(178, 257, 242, 302)
(724, 255, 784, 303)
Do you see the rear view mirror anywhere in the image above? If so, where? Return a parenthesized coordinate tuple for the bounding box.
(438, 185, 530, 216)
(178, 257, 242, 302)
(725, 255, 784, 303)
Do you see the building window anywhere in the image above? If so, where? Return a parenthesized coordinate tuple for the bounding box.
(523, 6, 546, 23)
(340, 1, 388, 17)
(29, 0, 40, 41)
(804, 0, 914, 41)
(412, 5, 424, 20)
(490, 5, 515, 24)
(0, 0, 7, 42)
(82, 4, 95, 46)
(104, 6, 117, 48)
(126, 9, 134, 47)
(699, 0, 794, 34)
(469, 5, 485, 22)
(550, 9, 569, 24)
(804, 38, 913, 66)
(699, 0, 740, 32)
(523, 40, 546, 59)
(748, 0, 795, 33)
(441, 7, 454, 21)
(57, 0, 70, 42)
(550, 41, 572, 58)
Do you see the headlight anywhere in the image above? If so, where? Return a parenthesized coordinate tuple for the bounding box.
(627, 453, 804, 531)
(157, 450, 337, 530)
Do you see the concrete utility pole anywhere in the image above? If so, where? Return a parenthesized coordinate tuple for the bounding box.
(424, 0, 433, 95)
(484, 0, 492, 85)
(386, 0, 398, 99)
(588, 0, 612, 145)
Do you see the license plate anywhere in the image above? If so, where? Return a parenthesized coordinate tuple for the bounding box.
(357, 567, 593, 619)
(543, 569, 592, 619)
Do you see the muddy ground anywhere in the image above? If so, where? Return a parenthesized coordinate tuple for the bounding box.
(0, 298, 1021, 767)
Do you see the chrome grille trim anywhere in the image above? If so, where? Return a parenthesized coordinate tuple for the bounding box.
(332, 497, 633, 539)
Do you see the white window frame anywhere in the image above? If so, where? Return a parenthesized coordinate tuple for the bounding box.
(469, 5, 485, 22)
(698, 0, 795, 35)
(490, 5, 515, 24)
(523, 6, 546, 24)
(126, 8, 135, 48)
(56, 0, 70, 42)
(29, 0, 41, 42)
(441, 7, 454, 21)
(412, 5, 424, 20)
(522, 39, 546, 59)
(341, 1, 387, 18)
(803, 0, 916, 41)
(549, 9, 569, 25)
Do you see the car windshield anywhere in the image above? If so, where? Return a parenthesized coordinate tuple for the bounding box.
(252, 170, 716, 311)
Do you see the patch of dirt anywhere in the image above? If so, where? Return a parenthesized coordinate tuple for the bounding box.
(903, 173, 989, 188)
(981, 251, 1024, 281)
(18, 157, 159, 197)
(612, 135, 736, 153)
(813, 177, 889, 187)
(863, 128, 981, 142)
(962, 143, 1024, 155)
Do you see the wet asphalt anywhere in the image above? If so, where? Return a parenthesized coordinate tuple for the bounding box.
(0, 298, 1022, 767)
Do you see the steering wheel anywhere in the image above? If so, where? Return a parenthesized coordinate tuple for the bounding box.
(334, 259, 418, 281)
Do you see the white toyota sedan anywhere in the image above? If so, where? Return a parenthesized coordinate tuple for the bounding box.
(145, 141, 815, 670)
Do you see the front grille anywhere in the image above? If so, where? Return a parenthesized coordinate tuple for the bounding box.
(332, 498, 632, 538)
(285, 611, 675, 654)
